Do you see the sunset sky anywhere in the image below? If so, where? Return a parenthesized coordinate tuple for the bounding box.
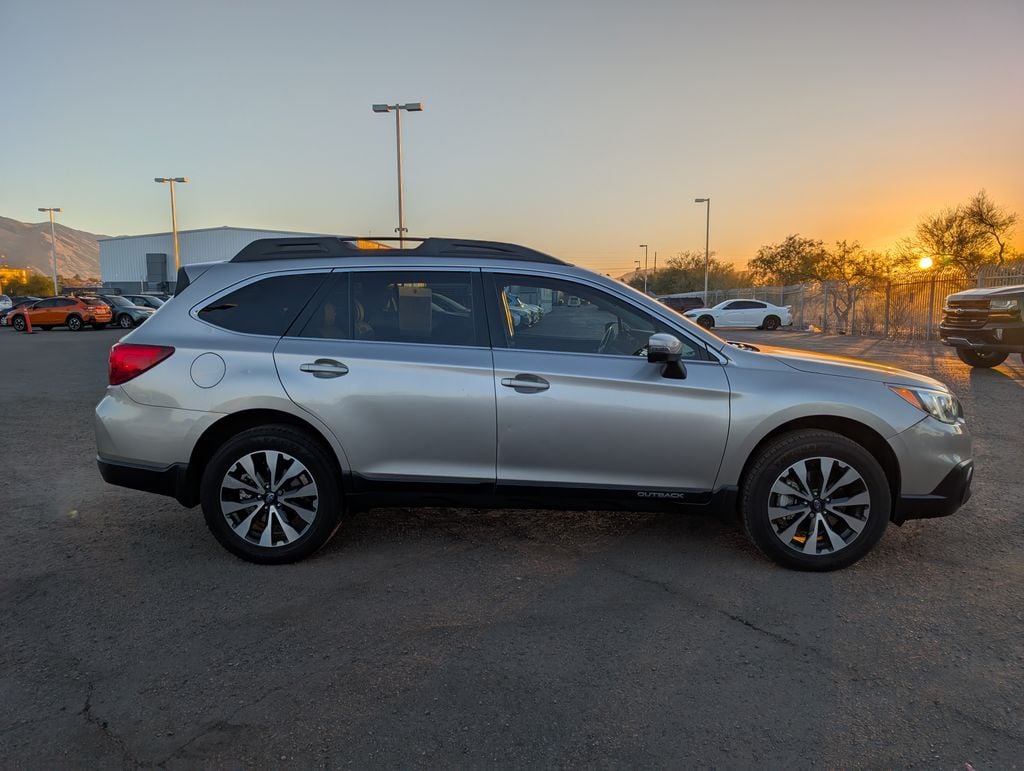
(2, 0, 1022, 276)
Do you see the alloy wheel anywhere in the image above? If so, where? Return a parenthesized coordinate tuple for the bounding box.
(219, 450, 319, 548)
(767, 456, 870, 556)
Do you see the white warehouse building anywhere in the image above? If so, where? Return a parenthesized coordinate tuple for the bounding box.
(99, 226, 340, 294)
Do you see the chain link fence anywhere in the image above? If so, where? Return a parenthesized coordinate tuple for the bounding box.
(673, 261, 1024, 340)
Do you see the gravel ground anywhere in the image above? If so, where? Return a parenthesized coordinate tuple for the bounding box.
(1, 327, 1022, 768)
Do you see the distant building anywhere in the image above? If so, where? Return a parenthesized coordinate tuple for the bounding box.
(99, 226, 345, 293)
(0, 265, 31, 293)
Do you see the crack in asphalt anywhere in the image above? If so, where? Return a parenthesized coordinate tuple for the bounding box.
(606, 563, 813, 652)
(79, 679, 140, 767)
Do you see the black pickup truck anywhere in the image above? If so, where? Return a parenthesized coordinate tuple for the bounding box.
(939, 284, 1024, 368)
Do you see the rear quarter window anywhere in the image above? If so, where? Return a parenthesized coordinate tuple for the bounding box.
(198, 273, 327, 336)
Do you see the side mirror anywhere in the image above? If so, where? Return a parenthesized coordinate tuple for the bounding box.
(647, 333, 687, 379)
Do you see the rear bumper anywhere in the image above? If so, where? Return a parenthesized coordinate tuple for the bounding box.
(97, 457, 196, 507)
(893, 460, 973, 524)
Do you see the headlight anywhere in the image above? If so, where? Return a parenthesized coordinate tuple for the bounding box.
(989, 299, 1018, 311)
(889, 385, 963, 424)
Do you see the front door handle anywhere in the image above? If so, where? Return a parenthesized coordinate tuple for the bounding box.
(299, 359, 349, 379)
(500, 373, 550, 393)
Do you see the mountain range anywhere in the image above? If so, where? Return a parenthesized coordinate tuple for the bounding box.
(0, 215, 105, 279)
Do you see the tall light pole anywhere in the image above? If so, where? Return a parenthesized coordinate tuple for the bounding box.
(38, 207, 63, 295)
(155, 177, 189, 272)
(372, 102, 424, 247)
(638, 244, 649, 294)
(695, 198, 711, 305)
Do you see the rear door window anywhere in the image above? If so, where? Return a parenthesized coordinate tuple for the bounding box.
(198, 272, 327, 336)
(297, 271, 486, 347)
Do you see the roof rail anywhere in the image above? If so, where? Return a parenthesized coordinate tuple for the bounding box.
(229, 236, 568, 265)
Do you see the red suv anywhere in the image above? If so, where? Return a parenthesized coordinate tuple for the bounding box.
(9, 296, 113, 332)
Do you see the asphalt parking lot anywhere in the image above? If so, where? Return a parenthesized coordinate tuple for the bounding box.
(1, 326, 1022, 768)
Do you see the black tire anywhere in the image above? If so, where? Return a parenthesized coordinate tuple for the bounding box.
(956, 348, 1007, 368)
(92, 323, 108, 330)
(117, 314, 134, 329)
(739, 429, 891, 571)
(697, 315, 715, 329)
(66, 314, 83, 332)
(200, 425, 343, 564)
(11, 315, 25, 332)
(762, 315, 781, 331)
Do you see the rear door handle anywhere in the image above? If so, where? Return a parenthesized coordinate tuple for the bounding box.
(299, 359, 349, 379)
(500, 374, 550, 393)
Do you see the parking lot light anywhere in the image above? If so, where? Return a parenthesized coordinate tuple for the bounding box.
(154, 177, 189, 273)
(372, 102, 424, 247)
(37, 207, 63, 295)
(695, 198, 711, 305)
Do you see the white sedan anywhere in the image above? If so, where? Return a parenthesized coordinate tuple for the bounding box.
(683, 299, 792, 330)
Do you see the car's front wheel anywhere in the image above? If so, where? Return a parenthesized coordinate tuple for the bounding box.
(955, 348, 1008, 368)
(739, 429, 891, 571)
(697, 315, 715, 329)
(11, 315, 25, 332)
(117, 314, 134, 329)
(200, 425, 343, 564)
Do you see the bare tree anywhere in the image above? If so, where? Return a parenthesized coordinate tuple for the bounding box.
(914, 190, 1018, 278)
(965, 189, 1017, 265)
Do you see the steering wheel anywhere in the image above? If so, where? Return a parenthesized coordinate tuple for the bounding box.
(597, 321, 620, 354)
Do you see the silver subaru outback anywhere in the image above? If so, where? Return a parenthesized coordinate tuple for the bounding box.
(95, 237, 973, 570)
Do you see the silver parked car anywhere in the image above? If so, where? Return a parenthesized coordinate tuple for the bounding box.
(95, 237, 973, 570)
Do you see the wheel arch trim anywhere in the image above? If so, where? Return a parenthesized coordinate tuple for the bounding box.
(183, 406, 350, 507)
(729, 415, 902, 521)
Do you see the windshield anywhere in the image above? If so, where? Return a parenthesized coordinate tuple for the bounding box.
(106, 296, 133, 307)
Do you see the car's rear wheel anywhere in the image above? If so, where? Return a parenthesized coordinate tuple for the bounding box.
(697, 315, 714, 329)
(11, 315, 25, 332)
(762, 315, 781, 330)
(955, 348, 1007, 368)
(739, 429, 891, 571)
(117, 314, 134, 329)
(200, 425, 343, 564)
(66, 315, 83, 332)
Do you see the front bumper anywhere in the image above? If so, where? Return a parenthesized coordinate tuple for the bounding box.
(893, 460, 973, 523)
(940, 320, 1024, 352)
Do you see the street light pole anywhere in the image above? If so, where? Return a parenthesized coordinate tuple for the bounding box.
(154, 177, 189, 273)
(638, 244, 649, 294)
(38, 207, 63, 294)
(373, 102, 424, 247)
(695, 198, 711, 305)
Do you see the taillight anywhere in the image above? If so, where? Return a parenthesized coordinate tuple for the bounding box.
(109, 343, 175, 386)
